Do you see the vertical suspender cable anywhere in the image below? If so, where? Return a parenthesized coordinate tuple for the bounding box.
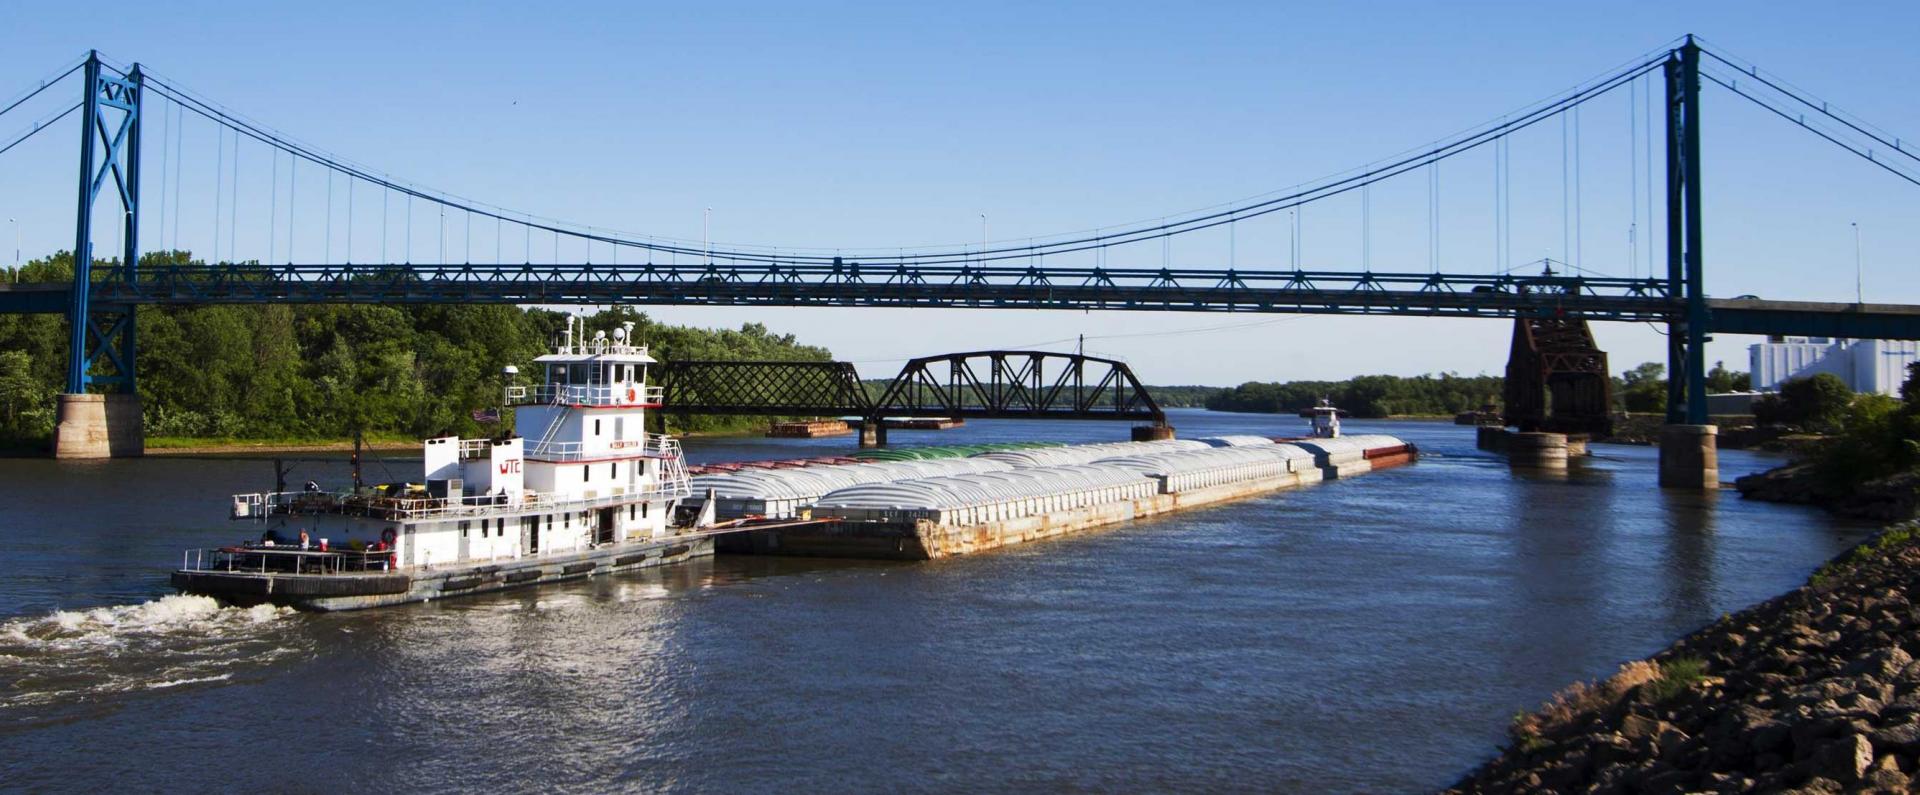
(1573, 104, 1582, 272)
(268, 148, 278, 264)
(288, 154, 296, 263)
(213, 126, 223, 263)
(1561, 111, 1569, 268)
(1431, 163, 1441, 273)
(1629, 79, 1639, 280)
(156, 96, 170, 253)
(1295, 206, 1304, 268)
(228, 132, 238, 262)
(171, 101, 182, 255)
(1644, 71, 1655, 278)
(1491, 129, 1499, 274)
(1361, 183, 1370, 270)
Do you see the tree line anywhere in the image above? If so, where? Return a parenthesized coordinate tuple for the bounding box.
(0, 252, 832, 448)
(1205, 361, 1754, 418)
(1205, 372, 1505, 418)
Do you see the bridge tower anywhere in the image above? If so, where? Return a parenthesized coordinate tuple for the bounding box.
(54, 51, 145, 458)
(1659, 36, 1717, 487)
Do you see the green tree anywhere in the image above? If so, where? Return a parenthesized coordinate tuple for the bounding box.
(1755, 372, 1854, 432)
(0, 350, 47, 429)
(1617, 361, 1667, 414)
(0, 250, 843, 444)
(1705, 361, 1751, 393)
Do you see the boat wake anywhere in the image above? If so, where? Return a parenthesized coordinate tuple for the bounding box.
(0, 595, 308, 714)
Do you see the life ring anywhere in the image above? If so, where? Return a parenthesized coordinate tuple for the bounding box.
(627, 387, 637, 402)
(381, 527, 398, 545)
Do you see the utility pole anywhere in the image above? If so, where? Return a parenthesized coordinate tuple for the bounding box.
(1852, 222, 1863, 305)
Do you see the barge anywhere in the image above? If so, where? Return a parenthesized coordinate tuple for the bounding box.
(173, 319, 705, 611)
(709, 432, 1418, 561)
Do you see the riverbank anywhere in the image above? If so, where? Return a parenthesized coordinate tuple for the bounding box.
(1736, 464, 1920, 523)
(1449, 521, 1920, 793)
(1596, 413, 1796, 451)
(138, 425, 777, 456)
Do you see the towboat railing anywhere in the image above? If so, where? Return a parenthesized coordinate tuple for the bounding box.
(524, 433, 682, 462)
(232, 475, 693, 523)
(505, 383, 664, 407)
(181, 546, 397, 575)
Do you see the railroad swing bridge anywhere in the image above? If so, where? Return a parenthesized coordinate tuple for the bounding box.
(657, 351, 1168, 446)
(4, 39, 1920, 486)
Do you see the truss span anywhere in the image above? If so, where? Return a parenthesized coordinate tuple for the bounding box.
(656, 351, 1165, 425)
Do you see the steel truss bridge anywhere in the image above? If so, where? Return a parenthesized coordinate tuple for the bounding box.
(5, 37, 1920, 429)
(659, 351, 1164, 426)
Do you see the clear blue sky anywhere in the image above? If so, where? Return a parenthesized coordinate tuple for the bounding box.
(2, 1, 1916, 384)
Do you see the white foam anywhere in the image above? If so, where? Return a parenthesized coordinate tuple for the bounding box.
(145, 673, 234, 689)
(0, 596, 303, 710)
(1, 595, 294, 648)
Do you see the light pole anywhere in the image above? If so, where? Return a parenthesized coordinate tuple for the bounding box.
(8, 217, 16, 281)
(703, 207, 712, 265)
(979, 213, 987, 266)
(1852, 222, 1863, 305)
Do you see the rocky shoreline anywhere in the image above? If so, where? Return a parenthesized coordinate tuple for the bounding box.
(1448, 521, 1920, 794)
(1737, 465, 1920, 523)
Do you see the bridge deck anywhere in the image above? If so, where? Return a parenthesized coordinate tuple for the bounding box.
(5, 273, 1918, 340)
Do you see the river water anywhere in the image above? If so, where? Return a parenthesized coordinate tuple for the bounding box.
(0, 411, 1872, 792)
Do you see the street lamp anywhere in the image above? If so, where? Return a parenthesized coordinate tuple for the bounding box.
(8, 217, 16, 281)
(703, 207, 712, 265)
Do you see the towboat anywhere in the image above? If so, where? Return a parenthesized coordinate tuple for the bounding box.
(1303, 397, 1343, 439)
(172, 319, 707, 611)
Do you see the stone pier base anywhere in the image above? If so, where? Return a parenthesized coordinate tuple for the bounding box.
(1131, 423, 1175, 442)
(1564, 433, 1591, 457)
(1508, 432, 1569, 470)
(1658, 424, 1719, 489)
(858, 420, 887, 448)
(53, 393, 145, 459)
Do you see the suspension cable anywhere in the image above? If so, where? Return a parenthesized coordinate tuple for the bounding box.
(0, 101, 80, 163)
(133, 51, 1671, 267)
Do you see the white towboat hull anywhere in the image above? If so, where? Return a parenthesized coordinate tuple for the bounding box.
(173, 536, 712, 611)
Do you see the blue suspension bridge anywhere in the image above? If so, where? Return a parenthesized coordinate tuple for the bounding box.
(2, 35, 1919, 457)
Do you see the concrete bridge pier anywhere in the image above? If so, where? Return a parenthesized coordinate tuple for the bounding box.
(1658, 424, 1719, 489)
(53, 393, 144, 459)
(858, 420, 887, 448)
(1507, 432, 1569, 470)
